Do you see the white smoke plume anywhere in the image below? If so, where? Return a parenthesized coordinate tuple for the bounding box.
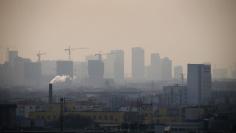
(49, 75, 72, 84)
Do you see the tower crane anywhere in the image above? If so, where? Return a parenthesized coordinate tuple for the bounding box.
(37, 51, 46, 62)
(94, 51, 118, 61)
(64, 46, 88, 60)
(94, 52, 103, 60)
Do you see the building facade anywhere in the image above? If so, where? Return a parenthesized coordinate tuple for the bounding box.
(161, 57, 172, 81)
(187, 64, 212, 105)
(150, 53, 162, 81)
(174, 65, 183, 81)
(56, 60, 73, 77)
(132, 47, 145, 81)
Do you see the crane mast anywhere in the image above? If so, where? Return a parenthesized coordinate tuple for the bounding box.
(37, 51, 46, 62)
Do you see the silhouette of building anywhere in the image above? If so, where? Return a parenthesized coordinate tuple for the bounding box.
(104, 55, 113, 79)
(174, 65, 183, 81)
(104, 50, 124, 83)
(74, 61, 88, 81)
(88, 59, 104, 86)
(41, 60, 57, 77)
(132, 47, 144, 81)
(145, 65, 151, 80)
(56, 60, 73, 77)
(8, 50, 18, 65)
(0, 63, 12, 86)
(187, 64, 212, 105)
(24, 61, 42, 86)
(150, 53, 161, 81)
(161, 57, 172, 81)
(13, 57, 31, 86)
(1, 51, 41, 87)
(111, 50, 124, 83)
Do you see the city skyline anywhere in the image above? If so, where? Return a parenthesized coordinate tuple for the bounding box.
(0, 0, 236, 74)
(1, 47, 236, 78)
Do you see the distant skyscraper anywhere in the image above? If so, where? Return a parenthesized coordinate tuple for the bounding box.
(111, 50, 124, 82)
(8, 50, 18, 65)
(2, 51, 43, 87)
(174, 65, 183, 81)
(88, 60, 104, 80)
(104, 50, 124, 82)
(150, 53, 161, 81)
(74, 61, 88, 80)
(132, 47, 144, 81)
(88, 59, 104, 86)
(24, 62, 42, 86)
(161, 57, 172, 81)
(12, 57, 31, 86)
(41, 60, 57, 77)
(56, 60, 73, 77)
(145, 65, 151, 80)
(187, 64, 212, 105)
(104, 55, 113, 79)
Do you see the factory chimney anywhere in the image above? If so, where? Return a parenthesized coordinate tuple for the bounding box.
(49, 83, 53, 104)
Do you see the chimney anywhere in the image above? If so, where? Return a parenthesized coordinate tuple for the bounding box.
(49, 83, 53, 104)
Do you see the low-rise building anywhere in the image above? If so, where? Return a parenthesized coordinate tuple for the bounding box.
(0, 104, 17, 130)
(155, 122, 203, 133)
(29, 111, 139, 127)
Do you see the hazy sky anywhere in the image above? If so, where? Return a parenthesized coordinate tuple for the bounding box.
(0, 0, 236, 74)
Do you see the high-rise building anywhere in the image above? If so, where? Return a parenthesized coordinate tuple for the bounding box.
(74, 61, 88, 80)
(161, 57, 172, 81)
(145, 65, 151, 80)
(2, 51, 43, 87)
(111, 50, 124, 83)
(8, 50, 18, 65)
(132, 47, 144, 81)
(104, 50, 124, 83)
(104, 56, 113, 79)
(174, 65, 183, 81)
(150, 53, 161, 81)
(88, 59, 104, 86)
(187, 64, 212, 105)
(56, 60, 73, 77)
(41, 60, 57, 77)
(13, 57, 31, 86)
(24, 61, 42, 86)
(88, 60, 104, 80)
